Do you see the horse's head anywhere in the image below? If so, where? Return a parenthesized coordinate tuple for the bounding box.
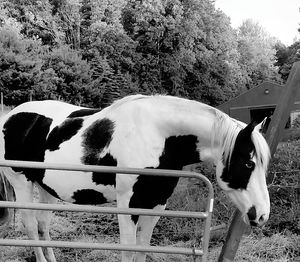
(216, 120, 270, 226)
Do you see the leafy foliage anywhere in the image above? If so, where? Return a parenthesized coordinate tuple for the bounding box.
(236, 19, 282, 88)
(0, 19, 46, 105)
(35, 45, 94, 104)
(275, 41, 300, 80)
(0, 0, 289, 107)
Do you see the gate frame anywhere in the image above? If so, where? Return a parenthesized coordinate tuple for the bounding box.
(0, 159, 214, 262)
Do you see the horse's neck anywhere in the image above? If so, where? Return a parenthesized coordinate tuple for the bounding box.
(126, 97, 219, 160)
(148, 97, 215, 137)
(107, 96, 230, 168)
(148, 98, 236, 164)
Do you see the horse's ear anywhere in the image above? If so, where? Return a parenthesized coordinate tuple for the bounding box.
(243, 120, 257, 136)
(254, 117, 271, 134)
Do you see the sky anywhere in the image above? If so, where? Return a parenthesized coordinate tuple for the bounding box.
(215, 0, 300, 46)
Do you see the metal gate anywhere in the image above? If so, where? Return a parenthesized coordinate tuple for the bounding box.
(0, 160, 214, 261)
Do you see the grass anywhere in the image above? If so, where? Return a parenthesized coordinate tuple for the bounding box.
(208, 233, 300, 262)
(1, 213, 299, 262)
(0, 178, 299, 262)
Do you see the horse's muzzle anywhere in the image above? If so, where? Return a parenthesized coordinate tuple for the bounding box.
(247, 206, 268, 227)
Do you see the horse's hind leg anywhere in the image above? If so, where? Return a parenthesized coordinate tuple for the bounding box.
(12, 177, 48, 262)
(35, 184, 58, 262)
(135, 205, 166, 262)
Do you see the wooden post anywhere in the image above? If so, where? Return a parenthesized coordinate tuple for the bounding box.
(218, 61, 300, 262)
(265, 62, 300, 153)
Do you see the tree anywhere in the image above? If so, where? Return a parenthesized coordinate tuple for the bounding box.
(1, 0, 59, 46)
(0, 13, 48, 105)
(37, 45, 94, 105)
(0, 0, 285, 107)
(237, 19, 281, 88)
(273, 6, 300, 81)
(50, 0, 81, 49)
(181, 0, 245, 104)
(122, 0, 248, 105)
(275, 41, 300, 81)
(79, 0, 92, 50)
(80, 0, 138, 104)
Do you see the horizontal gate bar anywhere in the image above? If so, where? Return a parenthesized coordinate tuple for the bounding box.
(0, 239, 203, 256)
(0, 201, 208, 218)
(0, 160, 214, 207)
(0, 159, 211, 180)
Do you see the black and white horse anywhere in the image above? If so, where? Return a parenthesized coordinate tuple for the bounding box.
(0, 95, 270, 262)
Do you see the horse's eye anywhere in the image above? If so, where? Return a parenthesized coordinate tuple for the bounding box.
(245, 161, 254, 169)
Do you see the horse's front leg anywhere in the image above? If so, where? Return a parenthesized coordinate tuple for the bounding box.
(117, 187, 137, 262)
(135, 205, 166, 262)
(118, 213, 138, 262)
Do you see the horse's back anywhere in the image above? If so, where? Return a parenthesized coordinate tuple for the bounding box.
(3, 100, 85, 122)
(0, 100, 85, 159)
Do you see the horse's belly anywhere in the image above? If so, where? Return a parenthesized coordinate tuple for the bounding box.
(42, 170, 116, 205)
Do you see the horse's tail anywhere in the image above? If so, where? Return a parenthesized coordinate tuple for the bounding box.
(0, 171, 15, 226)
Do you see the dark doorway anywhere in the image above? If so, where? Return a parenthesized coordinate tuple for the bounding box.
(250, 107, 275, 123)
(250, 107, 290, 129)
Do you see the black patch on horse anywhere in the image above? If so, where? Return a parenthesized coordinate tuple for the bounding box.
(67, 109, 101, 118)
(46, 118, 83, 151)
(3, 112, 52, 171)
(40, 183, 60, 199)
(72, 189, 108, 204)
(130, 135, 200, 223)
(81, 118, 117, 186)
(221, 126, 256, 190)
(3, 112, 60, 197)
(93, 154, 117, 186)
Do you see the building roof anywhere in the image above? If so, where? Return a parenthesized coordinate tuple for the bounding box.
(218, 81, 288, 115)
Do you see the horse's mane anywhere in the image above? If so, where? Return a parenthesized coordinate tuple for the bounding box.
(251, 129, 270, 170)
(211, 110, 240, 162)
(212, 109, 270, 170)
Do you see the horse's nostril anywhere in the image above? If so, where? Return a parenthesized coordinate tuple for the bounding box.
(247, 206, 257, 221)
(250, 220, 258, 227)
(259, 214, 266, 224)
